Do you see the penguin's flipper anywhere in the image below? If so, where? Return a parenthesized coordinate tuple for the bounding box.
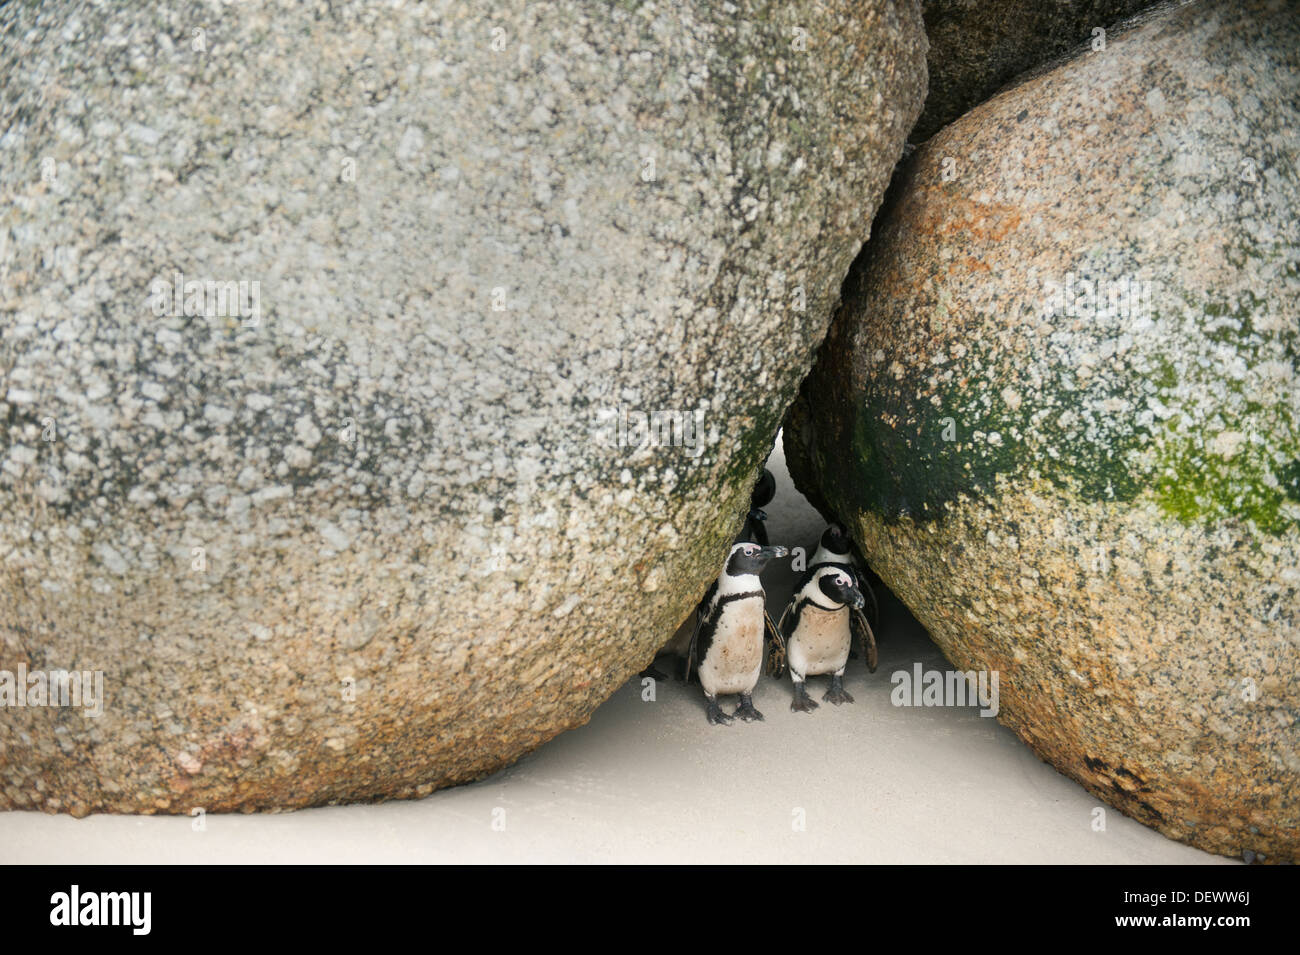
(764, 608, 783, 644)
(751, 468, 776, 510)
(852, 607, 878, 673)
(685, 577, 719, 686)
(684, 598, 706, 686)
(764, 608, 787, 678)
(782, 597, 806, 639)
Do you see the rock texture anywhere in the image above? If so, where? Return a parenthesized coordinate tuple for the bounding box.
(786, 0, 1300, 860)
(0, 1, 926, 813)
(913, 0, 1153, 142)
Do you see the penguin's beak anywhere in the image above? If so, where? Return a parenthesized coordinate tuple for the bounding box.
(748, 507, 768, 522)
(845, 585, 866, 610)
(758, 545, 788, 561)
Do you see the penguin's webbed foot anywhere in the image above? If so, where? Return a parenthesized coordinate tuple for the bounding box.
(706, 699, 735, 725)
(790, 682, 819, 713)
(735, 695, 764, 722)
(823, 675, 855, 706)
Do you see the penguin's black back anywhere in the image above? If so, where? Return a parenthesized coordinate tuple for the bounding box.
(739, 512, 769, 546)
(739, 469, 776, 545)
(751, 469, 776, 510)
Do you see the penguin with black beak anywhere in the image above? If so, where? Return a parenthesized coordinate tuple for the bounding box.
(687, 541, 788, 724)
(780, 562, 877, 712)
(808, 522, 879, 625)
(643, 469, 780, 682)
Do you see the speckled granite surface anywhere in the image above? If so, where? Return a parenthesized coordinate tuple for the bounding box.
(0, 1, 927, 813)
(786, 0, 1299, 860)
(913, 0, 1154, 143)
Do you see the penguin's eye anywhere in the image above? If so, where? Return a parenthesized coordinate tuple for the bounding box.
(744, 546, 757, 556)
(837, 575, 850, 586)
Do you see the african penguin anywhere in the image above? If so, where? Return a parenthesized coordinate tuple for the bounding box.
(810, 522, 852, 568)
(808, 522, 879, 625)
(781, 563, 865, 712)
(643, 469, 780, 681)
(740, 468, 777, 545)
(688, 541, 788, 724)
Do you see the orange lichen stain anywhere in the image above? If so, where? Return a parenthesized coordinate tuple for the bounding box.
(906, 185, 1025, 245)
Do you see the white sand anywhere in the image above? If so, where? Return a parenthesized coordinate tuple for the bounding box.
(0, 439, 1227, 864)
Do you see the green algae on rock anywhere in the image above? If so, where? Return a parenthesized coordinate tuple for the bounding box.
(786, 0, 1300, 860)
(0, 0, 927, 814)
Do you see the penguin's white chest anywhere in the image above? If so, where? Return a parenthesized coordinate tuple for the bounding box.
(699, 600, 765, 697)
(788, 604, 851, 678)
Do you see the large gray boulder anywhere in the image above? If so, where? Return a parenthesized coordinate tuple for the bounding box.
(786, 0, 1300, 860)
(0, 1, 926, 813)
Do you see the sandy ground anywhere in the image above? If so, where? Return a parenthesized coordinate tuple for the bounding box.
(0, 438, 1227, 864)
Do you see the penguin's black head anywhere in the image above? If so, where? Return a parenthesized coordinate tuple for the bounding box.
(725, 542, 788, 577)
(750, 468, 776, 510)
(818, 568, 864, 610)
(821, 522, 851, 554)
